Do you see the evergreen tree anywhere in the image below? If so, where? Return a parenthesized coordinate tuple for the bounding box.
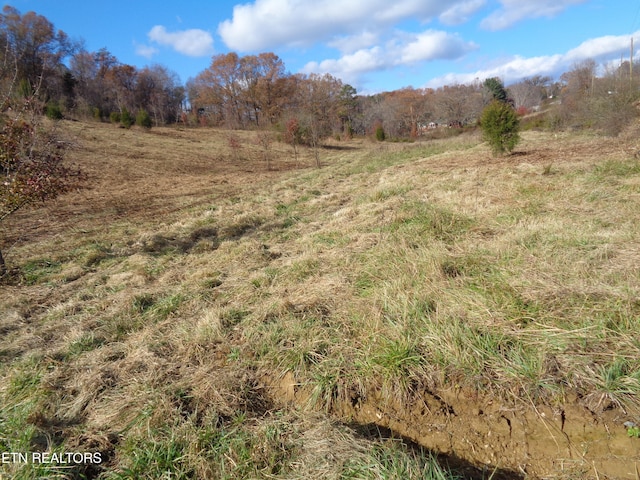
(484, 77, 509, 103)
(480, 100, 521, 156)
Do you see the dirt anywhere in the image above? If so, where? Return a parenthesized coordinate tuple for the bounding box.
(265, 372, 640, 479)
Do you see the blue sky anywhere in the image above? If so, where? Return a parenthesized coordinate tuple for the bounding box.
(8, 0, 640, 94)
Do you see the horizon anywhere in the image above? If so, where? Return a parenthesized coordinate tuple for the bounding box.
(6, 0, 640, 94)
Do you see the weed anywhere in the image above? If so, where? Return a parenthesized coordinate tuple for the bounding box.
(628, 426, 640, 438)
(386, 200, 473, 243)
(20, 258, 62, 285)
(67, 333, 106, 357)
(132, 293, 156, 314)
(219, 308, 250, 329)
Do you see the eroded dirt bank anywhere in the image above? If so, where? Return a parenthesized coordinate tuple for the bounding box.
(265, 372, 640, 479)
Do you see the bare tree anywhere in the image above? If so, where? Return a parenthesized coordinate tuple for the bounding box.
(508, 76, 551, 110)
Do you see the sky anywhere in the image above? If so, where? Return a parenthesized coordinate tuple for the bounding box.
(8, 0, 640, 94)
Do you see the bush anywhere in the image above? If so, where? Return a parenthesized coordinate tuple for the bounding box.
(120, 108, 133, 129)
(136, 109, 152, 129)
(375, 124, 386, 142)
(109, 111, 121, 124)
(480, 100, 521, 156)
(45, 101, 63, 120)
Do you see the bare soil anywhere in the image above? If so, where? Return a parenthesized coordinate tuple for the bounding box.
(266, 373, 639, 478)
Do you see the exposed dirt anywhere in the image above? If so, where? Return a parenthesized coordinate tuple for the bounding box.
(265, 373, 640, 479)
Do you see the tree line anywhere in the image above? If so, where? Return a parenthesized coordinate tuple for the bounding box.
(1, 5, 639, 138)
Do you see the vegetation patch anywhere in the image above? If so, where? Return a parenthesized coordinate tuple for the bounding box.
(2, 123, 640, 478)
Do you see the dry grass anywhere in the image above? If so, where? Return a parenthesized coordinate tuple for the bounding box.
(1, 120, 639, 478)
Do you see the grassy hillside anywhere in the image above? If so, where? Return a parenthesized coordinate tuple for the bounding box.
(1, 121, 640, 479)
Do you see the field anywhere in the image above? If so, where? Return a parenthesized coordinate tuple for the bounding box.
(1, 120, 640, 479)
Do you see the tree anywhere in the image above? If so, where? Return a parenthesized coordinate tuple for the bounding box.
(135, 65, 184, 125)
(190, 52, 244, 128)
(284, 117, 302, 163)
(0, 99, 82, 275)
(508, 76, 550, 110)
(294, 73, 343, 167)
(0, 6, 78, 98)
(480, 100, 521, 156)
(136, 108, 152, 128)
(433, 83, 484, 126)
(484, 77, 509, 103)
(338, 84, 358, 137)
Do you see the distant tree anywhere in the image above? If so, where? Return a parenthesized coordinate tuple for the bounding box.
(284, 117, 302, 163)
(294, 73, 344, 167)
(227, 133, 242, 161)
(0, 6, 78, 98)
(508, 76, 550, 110)
(338, 84, 358, 137)
(190, 52, 244, 128)
(135, 65, 184, 125)
(480, 100, 521, 156)
(255, 131, 273, 170)
(484, 77, 509, 103)
(120, 108, 132, 128)
(136, 109, 152, 128)
(434, 83, 484, 126)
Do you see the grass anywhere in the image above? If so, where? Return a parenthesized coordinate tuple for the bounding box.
(1, 121, 639, 478)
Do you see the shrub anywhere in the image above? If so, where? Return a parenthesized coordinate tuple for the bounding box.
(0, 116, 83, 275)
(120, 108, 133, 129)
(480, 100, 521, 156)
(45, 101, 63, 120)
(109, 111, 121, 124)
(375, 124, 386, 142)
(136, 109, 152, 129)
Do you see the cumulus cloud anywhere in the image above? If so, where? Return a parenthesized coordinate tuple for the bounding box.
(303, 47, 386, 83)
(218, 0, 483, 51)
(425, 31, 640, 87)
(302, 29, 476, 85)
(147, 25, 214, 57)
(398, 30, 477, 63)
(481, 0, 586, 30)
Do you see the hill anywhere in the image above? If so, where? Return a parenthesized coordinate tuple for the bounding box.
(1, 121, 640, 479)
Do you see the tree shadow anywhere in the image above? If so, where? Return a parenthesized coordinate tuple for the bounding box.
(346, 422, 525, 480)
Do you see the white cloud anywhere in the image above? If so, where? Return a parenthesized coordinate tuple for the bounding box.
(328, 31, 380, 54)
(302, 29, 476, 85)
(481, 0, 586, 30)
(218, 0, 484, 51)
(303, 47, 386, 84)
(147, 25, 214, 57)
(135, 43, 159, 59)
(439, 0, 486, 26)
(564, 34, 634, 64)
(425, 31, 640, 87)
(399, 30, 477, 64)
